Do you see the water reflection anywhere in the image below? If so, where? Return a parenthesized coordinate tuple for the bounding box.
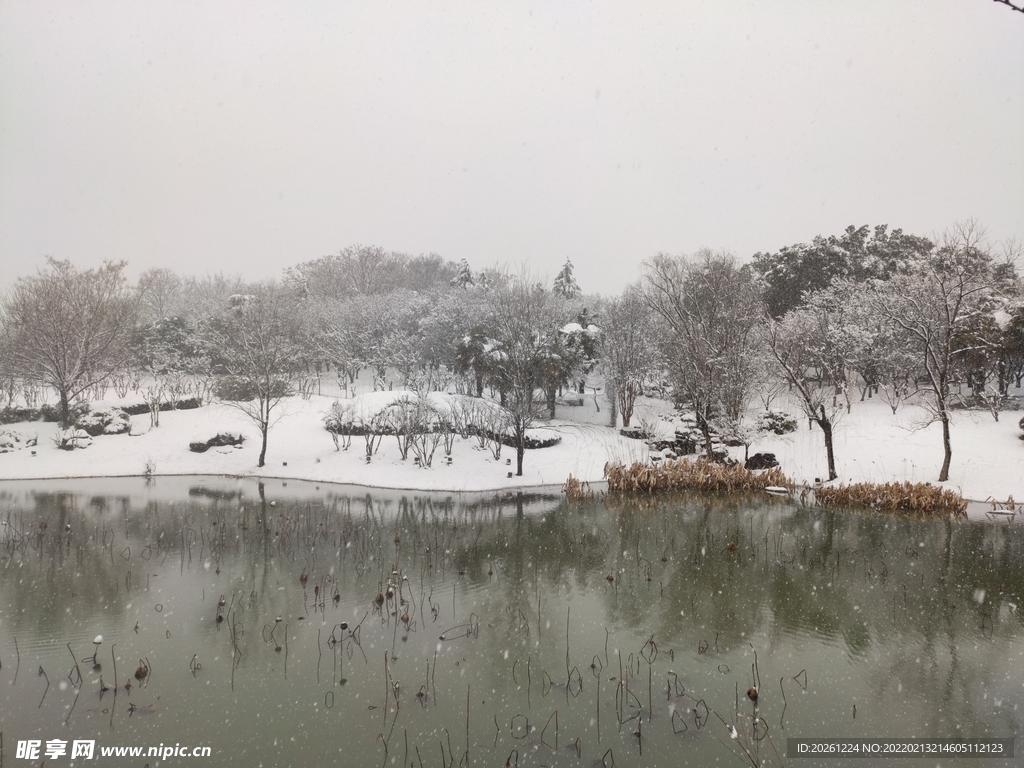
(0, 477, 1021, 767)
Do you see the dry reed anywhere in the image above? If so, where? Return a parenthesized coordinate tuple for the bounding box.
(562, 475, 595, 502)
(814, 481, 966, 517)
(603, 458, 791, 495)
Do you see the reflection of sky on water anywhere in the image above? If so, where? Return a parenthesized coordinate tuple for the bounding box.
(0, 478, 1020, 767)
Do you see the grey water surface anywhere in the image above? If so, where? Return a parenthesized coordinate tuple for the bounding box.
(1, 477, 1021, 767)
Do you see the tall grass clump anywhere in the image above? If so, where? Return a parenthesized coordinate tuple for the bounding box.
(814, 481, 966, 518)
(562, 474, 595, 502)
(603, 458, 791, 494)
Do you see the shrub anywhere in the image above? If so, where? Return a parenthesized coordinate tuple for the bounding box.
(0, 403, 89, 424)
(121, 397, 202, 416)
(53, 428, 92, 450)
(757, 410, 797, 435)
(74, 408, 131, 437)
(494, 427, 561, 450)
(0, 406, 36, 425)
(189, 432, 245, 453)
(0, 430, 35, 453)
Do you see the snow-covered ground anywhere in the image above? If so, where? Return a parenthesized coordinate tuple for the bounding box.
(0, 386, 1021, 502)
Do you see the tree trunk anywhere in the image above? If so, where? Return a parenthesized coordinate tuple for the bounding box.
(696, 411, 713, 459)
(546, 386, 556, 419)
(259, 424, 268, 467)
(59, 389, 71, 428)
(516, 442, 524, 476)
(818, 406, 838, 481)
(938, 411, 952, 482)
(475, 374, 483, 398)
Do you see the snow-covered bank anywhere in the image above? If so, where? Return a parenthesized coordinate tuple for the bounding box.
(0, 391, 1021, 502)
(0, 394, 646, 493)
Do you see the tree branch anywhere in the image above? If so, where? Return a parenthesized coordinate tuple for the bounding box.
(993, 0, 1024, 14)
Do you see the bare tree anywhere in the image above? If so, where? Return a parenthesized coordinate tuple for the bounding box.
(601, 287, 653, 428)
(642, 250, 763, 457)
(205, 286, 300, 467)
(0, 258, 141, 425)
(868, 221, 1009, 481)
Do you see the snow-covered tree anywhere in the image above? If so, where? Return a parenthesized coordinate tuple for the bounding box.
(0, 258, 141, 426)
(752, 225, 933, 317)
(643, 250, 763, 458)
(552, 259, 581, 299)
(601, 288, 653, 428)
(868, 221, 1011, 481)
(450, 259, 475, 289)
(764, 292, 853, 481)
(205, 285, 301, 467)
(490, 274, 560, 476)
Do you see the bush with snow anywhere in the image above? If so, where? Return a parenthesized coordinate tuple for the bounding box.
(53, 428, 92, 450)
(120, 398, 202, 416)
(74, 408, 131, 437)
(0, 402, 88, 424)
(0, 429, 37, 453)
(189, 432, 245, 453)
(757, 410, 798, 435)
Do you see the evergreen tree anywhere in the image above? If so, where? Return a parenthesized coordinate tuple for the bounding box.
(552, 259, 581, 299)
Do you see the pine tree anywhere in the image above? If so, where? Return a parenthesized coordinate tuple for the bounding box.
(552, 259, 581, 298)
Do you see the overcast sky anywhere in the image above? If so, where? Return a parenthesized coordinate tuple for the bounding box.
(1, 1, 1021, 296)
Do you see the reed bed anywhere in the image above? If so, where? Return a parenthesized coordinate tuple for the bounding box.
(814, 481, 967, 517)
(603, 458, 791, 494)
(561, 474, 595, 502)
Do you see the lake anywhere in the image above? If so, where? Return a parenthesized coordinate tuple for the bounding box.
(0, 477, 1021, 767)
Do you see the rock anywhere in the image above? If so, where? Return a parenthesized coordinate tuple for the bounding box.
(745, 452, 779, 470)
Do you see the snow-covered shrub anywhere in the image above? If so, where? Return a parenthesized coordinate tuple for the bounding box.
(0, 406, 37, 425)
(757, 410, 797, 435)
(74, 408, 131, 437)
(53, 428, 92, 450)
(515, 428, 562, 450)
(1, 403, 88, 424)
(323, 402, 354, 450)
(189, 432, 245, 453)
(0, 430, 36, 453)
(121, 397, 202, 416)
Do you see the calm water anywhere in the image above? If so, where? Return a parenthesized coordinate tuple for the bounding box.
(0, 477, 1021, 767)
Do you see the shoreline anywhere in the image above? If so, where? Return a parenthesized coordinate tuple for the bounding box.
(2, 390, 1022, 505)
(0, 468, 1017, 517)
